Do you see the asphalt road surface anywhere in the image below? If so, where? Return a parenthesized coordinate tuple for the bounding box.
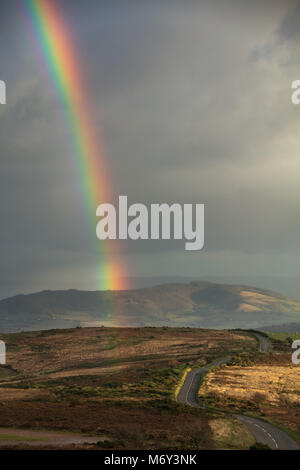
(177, 331, 300, 450)
(177, 358, 230, 407)
(252, 332, 271, 353)
(236, 415, 300, 450)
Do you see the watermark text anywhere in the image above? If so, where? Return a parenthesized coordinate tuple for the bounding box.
(96, 196, 204, 251)
(0, 80, 6, 104)
(292, 340, 300, 365)
(291, 80, 300, 104)
(0, 341, 5, 365)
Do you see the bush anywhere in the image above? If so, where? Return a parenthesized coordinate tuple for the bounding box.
(249, 442, 271, 450)
(252, 392, 267, 404)
(229, 353, 255, 367)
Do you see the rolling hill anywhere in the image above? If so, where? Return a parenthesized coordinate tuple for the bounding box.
(1, 281, 300, 332)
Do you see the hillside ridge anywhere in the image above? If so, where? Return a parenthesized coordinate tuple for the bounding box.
(1, 281, 300, 332)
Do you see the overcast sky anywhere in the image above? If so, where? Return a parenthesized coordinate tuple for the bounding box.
(0, 0, 300, 297)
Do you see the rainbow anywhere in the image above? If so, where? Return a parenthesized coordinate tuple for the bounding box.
(21, 0, 128, 291)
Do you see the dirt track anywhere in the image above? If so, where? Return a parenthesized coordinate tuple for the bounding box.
(0, 427, 103, 447)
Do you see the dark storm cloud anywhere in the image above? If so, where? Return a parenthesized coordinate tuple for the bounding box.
(278, 0, 300, 40)
(0, 0, 299, 296)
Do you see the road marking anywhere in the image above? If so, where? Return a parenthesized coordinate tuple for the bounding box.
(240, 417, 279, 449)
(252, 423, 278, 449)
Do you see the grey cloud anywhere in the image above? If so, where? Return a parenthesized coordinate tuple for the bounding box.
(0, 0, 299, 297)
(278, 0, 300, 40)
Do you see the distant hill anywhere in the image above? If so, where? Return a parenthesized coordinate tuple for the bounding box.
(1, 281, 300, 332)
(259, 323, 300, 333)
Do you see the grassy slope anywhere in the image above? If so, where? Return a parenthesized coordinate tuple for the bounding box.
(198, 332, 300, 442)
(0, 326, 256, 449)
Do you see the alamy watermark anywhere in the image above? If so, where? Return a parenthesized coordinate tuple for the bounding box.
(0, 80, 6, 104)
(96, 196, 204, 251)
(291, 80, 300, 104)
(0, 341, 5, 365)
(292, 340, 300, 365)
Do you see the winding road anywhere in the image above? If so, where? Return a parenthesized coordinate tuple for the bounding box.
(177, 331, 300, 450)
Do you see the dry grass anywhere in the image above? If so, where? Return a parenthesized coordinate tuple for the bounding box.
(199, 352, 300, 434)
(0, 327, 256, 449)
(209, 417, 255, 449)
(201, 365, 300, 406)
(0, 327, 255, 378)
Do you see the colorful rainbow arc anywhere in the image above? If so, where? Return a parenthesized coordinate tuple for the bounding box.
(22, 0, 128, 291)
